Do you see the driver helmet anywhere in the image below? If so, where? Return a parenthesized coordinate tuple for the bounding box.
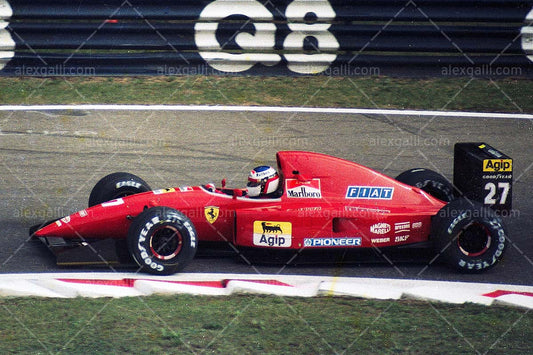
(247, 166, 280, 197)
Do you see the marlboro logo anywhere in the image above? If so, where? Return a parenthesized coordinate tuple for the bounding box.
(285, 179, 322, 198)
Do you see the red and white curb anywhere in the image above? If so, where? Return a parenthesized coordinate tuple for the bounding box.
(0, 273, 531, 309)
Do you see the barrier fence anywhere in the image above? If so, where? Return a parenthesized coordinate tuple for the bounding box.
(1, 0, 533, 77)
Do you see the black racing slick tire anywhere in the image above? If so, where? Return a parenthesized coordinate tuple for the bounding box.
(431, 198, 507, 273)
(127, 207, 197, 275)
(88, 172, 151, 207)
(396, 168, 456, 202)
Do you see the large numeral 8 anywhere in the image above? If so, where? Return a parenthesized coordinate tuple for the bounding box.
(283, 0, 339, 74)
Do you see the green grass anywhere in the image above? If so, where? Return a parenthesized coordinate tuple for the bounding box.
(1, 76, 532, 112)
(0, 295, 530, 354)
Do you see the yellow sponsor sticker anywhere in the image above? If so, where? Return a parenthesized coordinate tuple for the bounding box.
(153, 188, 176, 195)
(253, 221, 292, 247)
(483, 159, 512, 172)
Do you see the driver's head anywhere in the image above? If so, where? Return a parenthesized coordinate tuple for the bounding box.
(246, 166, 279, 197)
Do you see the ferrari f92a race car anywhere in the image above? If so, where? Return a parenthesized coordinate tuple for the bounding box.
(31, 143, 512, 275)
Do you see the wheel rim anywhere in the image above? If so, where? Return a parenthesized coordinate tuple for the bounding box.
(150, 225, 183, 260)
(457, 222, 491, 257)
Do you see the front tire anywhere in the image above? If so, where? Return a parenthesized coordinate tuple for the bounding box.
(127, 207, 197, 275)
(396, 168, 456, 202)
(431, 198, 507, 273)
(89, 172, 151, 207)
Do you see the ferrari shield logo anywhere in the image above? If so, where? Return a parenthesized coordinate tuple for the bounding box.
(204, 206, 220, 224)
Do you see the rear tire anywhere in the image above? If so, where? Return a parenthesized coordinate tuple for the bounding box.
(127, 207, 197, 275)
(89, 172, 151, 207)
(396, 168, 455, 202)
(431, 198, 507, 273)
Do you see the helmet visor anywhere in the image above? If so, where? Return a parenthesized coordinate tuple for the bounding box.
(246, 181, 262, 188)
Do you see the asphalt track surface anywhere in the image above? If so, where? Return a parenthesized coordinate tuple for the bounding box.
(0, 107, 531, 286)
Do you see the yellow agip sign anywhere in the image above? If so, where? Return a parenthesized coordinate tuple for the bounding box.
(483, 159, 512, 172)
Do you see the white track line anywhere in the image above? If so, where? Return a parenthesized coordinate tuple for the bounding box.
(0, 104, 532, 120)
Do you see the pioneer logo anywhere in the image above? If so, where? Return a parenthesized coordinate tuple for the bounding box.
(304, 237, 362, 247)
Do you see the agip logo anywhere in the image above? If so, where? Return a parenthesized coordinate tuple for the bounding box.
(483, 159, 512, 172)
(253, 221, 292, 247)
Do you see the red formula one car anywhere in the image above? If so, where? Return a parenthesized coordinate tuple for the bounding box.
(32, 144, 512, 275)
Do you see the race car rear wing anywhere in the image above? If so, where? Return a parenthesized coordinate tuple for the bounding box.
(454, 143, 513, 213)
